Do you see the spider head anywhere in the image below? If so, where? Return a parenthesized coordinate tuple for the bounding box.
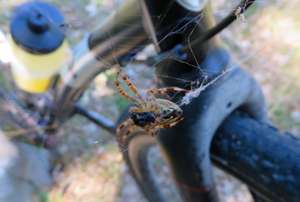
(129, 111, 156, 127)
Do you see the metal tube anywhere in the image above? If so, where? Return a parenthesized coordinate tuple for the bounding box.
(89, 0, 146, 51)
(212, 114, 300, 202)
(183, 0, 256, 51)
(74, 105, 116, 134)
(143, 0, 217, 62)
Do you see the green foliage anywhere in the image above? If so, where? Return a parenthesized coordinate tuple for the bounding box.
(114, 93, 129, 112)
(0, 71, 10, 89)
(38, 192, 50, 202)
(270, 104, 294, 130)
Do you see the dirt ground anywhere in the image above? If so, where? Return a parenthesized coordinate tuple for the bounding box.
(0, 0, 299, 202)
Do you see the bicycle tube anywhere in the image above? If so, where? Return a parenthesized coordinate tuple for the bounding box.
(211, 113, 300, 202)
(119, 113, 300, 202)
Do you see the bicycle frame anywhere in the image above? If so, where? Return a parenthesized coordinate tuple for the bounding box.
(51, 0, 148, 126)
(32, 0, 300, 202)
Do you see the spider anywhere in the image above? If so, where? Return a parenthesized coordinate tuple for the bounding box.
(115, 69, 187, 145)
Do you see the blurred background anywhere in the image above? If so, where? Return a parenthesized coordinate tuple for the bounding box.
(0, 0, 299, 202)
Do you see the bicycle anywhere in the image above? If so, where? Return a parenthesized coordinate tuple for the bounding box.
(1, 0, 300, 202)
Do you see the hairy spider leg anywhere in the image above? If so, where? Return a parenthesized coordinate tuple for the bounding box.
(142, 115, 184, 137)
(144, 116, 183, 137)
(115, 70, 139, 103)
(117, 118, 133, 137)
(146, 87, 188, 110)
(147, 87, 188, 97)
(116, 69, 144, 102)
(157, 116, 184, 129)
(117, 118, 140, 151)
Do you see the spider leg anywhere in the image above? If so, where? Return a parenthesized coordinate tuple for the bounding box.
(147, 87, 188, 97)
(117, 119, 134, 141)
(115, 70, 139, 103)
(143, 117, 182, 137)
(158, 116, 184, 129)
(116, 69, 144, 101)
(117, 118, 141, 152)
(129, 106, 142, 113)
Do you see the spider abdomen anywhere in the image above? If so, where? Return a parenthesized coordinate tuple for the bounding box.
(129, 112, 156, 127)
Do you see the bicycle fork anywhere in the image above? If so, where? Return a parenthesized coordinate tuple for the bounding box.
(142, 0, 268, 201)
(155, 50, 268, 201)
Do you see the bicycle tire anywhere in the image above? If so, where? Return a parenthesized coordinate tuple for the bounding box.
(119, 113, 300, 202)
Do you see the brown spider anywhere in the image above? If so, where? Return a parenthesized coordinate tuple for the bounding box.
(115, 69, 187, 145)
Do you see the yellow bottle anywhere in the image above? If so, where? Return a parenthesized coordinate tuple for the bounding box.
(9, 2, 71, 94)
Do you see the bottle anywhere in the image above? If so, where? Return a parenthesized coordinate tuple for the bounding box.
(9, 2, 71, 93)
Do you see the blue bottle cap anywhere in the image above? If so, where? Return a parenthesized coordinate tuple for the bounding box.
(10, 2, 65, 54)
